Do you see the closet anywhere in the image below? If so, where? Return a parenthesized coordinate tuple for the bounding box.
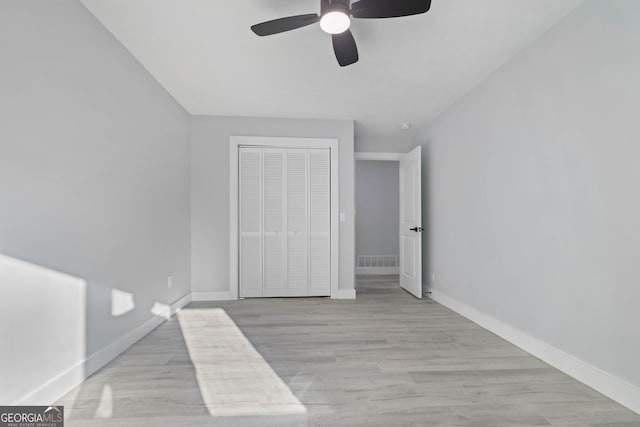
(239, 147, 331, 297)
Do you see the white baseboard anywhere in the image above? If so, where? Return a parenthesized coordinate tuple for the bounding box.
(170, 292, 192, 313)
(192, 290, 236, 301)
(332, 289, 356, 299)
(194, 289, 356, 300)
(14, 359, 86, 406)
(427, 287, 640, 415)
(85, 292, 192, 376)
(14, 293, 192, 406)
(356, 267, 399, 275)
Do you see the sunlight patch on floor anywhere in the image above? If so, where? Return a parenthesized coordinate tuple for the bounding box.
(177, 308, 306, 417)
(93, 384, 113, 418)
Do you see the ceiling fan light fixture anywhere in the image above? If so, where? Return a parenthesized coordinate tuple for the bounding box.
(250, 0, 432, 66)
(320, 11, 350, 34)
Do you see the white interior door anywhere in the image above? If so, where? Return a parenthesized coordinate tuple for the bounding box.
(286, 150, 309, 296)
(262, 148, 287, 297)
(239, 147, 263, 297)
(399, 146, 422, 298)
(308, 149, 331, 296)
(239, 146, 331, 298)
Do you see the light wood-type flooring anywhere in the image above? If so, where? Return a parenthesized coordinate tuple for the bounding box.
(58, 275, 640, 426)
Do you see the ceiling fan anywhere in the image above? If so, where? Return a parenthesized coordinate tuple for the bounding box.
(251, 0, 432, 67)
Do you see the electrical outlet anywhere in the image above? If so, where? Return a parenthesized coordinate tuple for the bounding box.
(168, 275, 173, 288)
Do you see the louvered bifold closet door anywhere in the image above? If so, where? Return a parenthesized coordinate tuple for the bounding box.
(239, 148, 262, 297)
(262, 148, 288, 297)
(240, 146, 330, 298)
(286, 150, 309, 296)
(308, 149, 331, 296)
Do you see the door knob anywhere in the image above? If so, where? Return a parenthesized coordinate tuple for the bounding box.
(410, 227, 423, 232)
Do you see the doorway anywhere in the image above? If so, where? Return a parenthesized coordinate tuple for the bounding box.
(355, 159, 400, 275)
(355, 149, 422, 298)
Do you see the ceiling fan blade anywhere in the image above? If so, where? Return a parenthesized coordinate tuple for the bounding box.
(251, 14, 320, 36)
(321, 0, 330, 15)
(332, 29, 359, 67)
(351, 0, 431, 19)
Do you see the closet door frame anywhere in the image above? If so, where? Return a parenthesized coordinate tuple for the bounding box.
(230, 136, 339, 299)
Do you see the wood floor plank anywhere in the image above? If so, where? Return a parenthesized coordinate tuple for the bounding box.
(57, 275, 640, 426)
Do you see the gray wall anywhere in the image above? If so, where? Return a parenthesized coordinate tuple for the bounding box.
(355, 161, 399, 257)
(419, 0, 640, 390)
(355, 135, 416, 153)
(190, 116, 355, 295)
(0, 0, 190, 403)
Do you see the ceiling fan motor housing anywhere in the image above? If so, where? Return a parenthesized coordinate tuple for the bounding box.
(325, 0, 350, 16)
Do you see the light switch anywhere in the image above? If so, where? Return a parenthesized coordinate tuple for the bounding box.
(340, 212, 346, 222)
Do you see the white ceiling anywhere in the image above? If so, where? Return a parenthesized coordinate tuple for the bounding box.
(81, 0, 583, 138)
